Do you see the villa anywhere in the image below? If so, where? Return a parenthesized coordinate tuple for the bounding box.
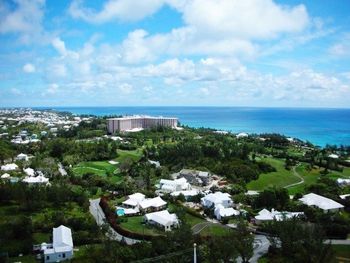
(121, 193, 167, 213)
(40, 225, 74, 263)
(214, 204, 240, 220)
(16, 153, 29, 161)
(179, 169, 211, 186)
(158, 178, 191, 193)
(170, 189, 201, 200)
(144, 210, 179, 231)
(1, 163, 18, 171)
(299, 193, 344, 213)
(254, 209, 304, 224)
(201, 192, 233, 208)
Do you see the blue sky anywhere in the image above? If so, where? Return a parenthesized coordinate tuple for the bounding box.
(0, 0, 350, 107)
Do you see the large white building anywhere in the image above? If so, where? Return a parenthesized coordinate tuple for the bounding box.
(121, 193, 167, 213)
(299, 193, 344, 213)
(107, 115, 178, 133)
(201, 192, 233, 208)
(41, 225, 74, 263)
(158, 178, 191, 193)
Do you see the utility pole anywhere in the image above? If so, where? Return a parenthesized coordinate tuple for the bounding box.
(193, 243, 197, 263)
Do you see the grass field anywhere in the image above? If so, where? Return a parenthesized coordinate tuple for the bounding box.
(115, 149, 142, 162)
(247, 157, 300, 190)
(119, 216, 164, 236)
(199, 224, 229, 237)
(333, 244, 350, 260)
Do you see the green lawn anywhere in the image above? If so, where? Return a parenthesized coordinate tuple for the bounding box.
(9, 255, 36, 263)
(72, 161, 123, 183)
(115, 149, 142, 162)
(332, 244, 350, 260)
(119, 216, 164, 236)
(199, 224, 229, 237)
(247, 157, 300, 190)
(287, 164, 350, 195)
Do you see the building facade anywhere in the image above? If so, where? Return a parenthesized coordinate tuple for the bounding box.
(107, 116, 178, 133)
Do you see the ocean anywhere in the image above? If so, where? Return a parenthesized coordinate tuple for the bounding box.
(44, 107, 350, 147)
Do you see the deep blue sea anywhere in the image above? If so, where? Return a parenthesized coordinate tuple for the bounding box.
(43, 107, 350, 147)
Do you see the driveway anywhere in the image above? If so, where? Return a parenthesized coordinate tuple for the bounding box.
(89, 199, 141, 245)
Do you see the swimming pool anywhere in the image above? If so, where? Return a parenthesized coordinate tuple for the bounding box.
(116, 208, 125, 216)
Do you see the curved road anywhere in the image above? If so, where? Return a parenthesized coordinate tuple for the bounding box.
(89, 198, 141, 245)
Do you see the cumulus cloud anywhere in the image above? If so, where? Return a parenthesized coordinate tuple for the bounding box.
(68, 0, 165, 23)
(23, 63, 35, 73)
(69, 0, 310, 60)
(0, 0, 45, 43)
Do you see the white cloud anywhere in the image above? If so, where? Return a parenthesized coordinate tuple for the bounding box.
(46, 83, 59, 94)
(69, 0, 165, 23)
(0, 0, 45, 43)
(11, 88, 22, 95)
(52, 37, 67, 56)
(118, 83, 133, 94)
(50, 64, 67, 77)
(23, 63, 36, 73)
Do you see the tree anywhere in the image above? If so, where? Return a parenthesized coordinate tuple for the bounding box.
(266, 219, 334, 263)
(231, 220, 254, 263)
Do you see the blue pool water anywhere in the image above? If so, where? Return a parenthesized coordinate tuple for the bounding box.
(116, 209, 125, 216)
(40, 106, 350, 147)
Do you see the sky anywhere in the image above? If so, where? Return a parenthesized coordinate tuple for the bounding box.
(0, 0, 350, 108)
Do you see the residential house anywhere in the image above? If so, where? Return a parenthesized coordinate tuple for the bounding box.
(254, 208, 303, 224)
(158, 178, 191, 193)
(144, 210, 179, 231)
(299, 193, 344, 213)
(40, 225, 73, 263)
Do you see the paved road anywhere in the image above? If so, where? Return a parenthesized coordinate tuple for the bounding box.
(235, 235, 270, 263)
(89, 199, 141, 245)
(284, 164, 304, 189)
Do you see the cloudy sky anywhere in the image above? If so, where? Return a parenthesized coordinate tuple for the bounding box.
(0, 0, 350, 107)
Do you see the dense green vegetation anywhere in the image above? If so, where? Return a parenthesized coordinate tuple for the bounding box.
(1, 111, 350, 262)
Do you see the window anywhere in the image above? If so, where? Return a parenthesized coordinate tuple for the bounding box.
(46, 256, 50, 260)
(63, 253, 66, 258)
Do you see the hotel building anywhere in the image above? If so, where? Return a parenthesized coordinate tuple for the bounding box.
(107, 116, 178, 133)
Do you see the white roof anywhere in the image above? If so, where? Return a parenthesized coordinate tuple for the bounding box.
(236, 132, 249, 138)
(1, 163, 18, 171)
(16, 153, 28, 159)
(215, 204, 240, 217)
(299, 193, 344, 210)
(24, 167, 35, 177)
(328, 154, 339, 159)
(202, 192, 232, 205)
(139, 196, 167, 209)
(255, 208, 303, 221)
(337, 178, 350, 185)
(1, 173, 10, 179)
(128, 193, 145, 202)
(145, 210, 178, 227)
(23, 175, 49, 184)
(198, 171, 209, 177)
(53, 225, 73, 248)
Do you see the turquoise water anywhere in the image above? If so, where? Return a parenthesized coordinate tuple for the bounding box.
(44, 107, 350, 147)
(116, 209, 125, 216)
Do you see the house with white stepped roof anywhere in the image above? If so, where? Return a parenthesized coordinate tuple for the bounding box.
(40, 225, 73, 263)
(299, 193, 344, 213)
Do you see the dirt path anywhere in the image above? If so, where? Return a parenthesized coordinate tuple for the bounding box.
(284, 164, 304, 189)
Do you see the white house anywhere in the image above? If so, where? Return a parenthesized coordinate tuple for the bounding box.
(328, 154, 339, 159)
(214, 204, 240, 220)
(299, 193, 344, 213)
(24, 167, 35, 177)
(41, 225, 73, 263)
(236, 132, 249, 139)
(144, 210, 179, 231)
(1, 173, 10, 179)
(158, 178, 191, 193)
(23, 174, 49, 184)
(337, 178, 350, 186)
(16, 153, 29, 161)
(122, 193, 167, 212)
(1, 163, 18, 171)
(201, 192, 233, 208)
(254, 209, 303, 224)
